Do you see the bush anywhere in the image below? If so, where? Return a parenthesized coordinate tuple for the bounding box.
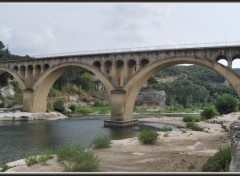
(215, 94, 239, 115)
(25, 150, 54, 166)
(183, 115, 202, 122)
(2, 164, 10, 172)
(53, 99, 65, 113)
(201, 106, 218, 119)
(90, 136, 111, 149)
(69, 104, 77, 112)
(57, 145, 99, 172)
(186, 122, 203, 131)
(138, 129, 158, 145)
(202, 146, 231, 172)
(159, 126, 172, 132)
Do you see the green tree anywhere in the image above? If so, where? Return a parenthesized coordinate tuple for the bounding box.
(0, 41, 5, 50)
(214, 94, 239, 114)
(53, 99, 65, 112)
(201, 105, 218, 119)
(78, 72, 94, 90)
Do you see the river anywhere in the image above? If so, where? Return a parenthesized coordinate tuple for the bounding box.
(0, 114, 180, 165)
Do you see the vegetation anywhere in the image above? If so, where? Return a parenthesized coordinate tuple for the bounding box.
(90, 136, 111, 149)
(138, 129, 158, 145)
(1, 164, 10, 172)
(215, 94, 239, 115)
(201, 105, 218, 119)
(183, 115, 202, 122)
(57, 145, 99, 172)
(69, 103, 110, 115)
(202, 146, 231, 172)
(25, 150, 54, 166)
(53, 99, 65, 113)
(158, 126, 172, 132)
(144, 65, 237, 109)
(186, 122, 203, 131)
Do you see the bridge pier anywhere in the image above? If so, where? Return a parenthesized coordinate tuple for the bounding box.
(22, 89, 34, 112)
(104, 88, 138, 127)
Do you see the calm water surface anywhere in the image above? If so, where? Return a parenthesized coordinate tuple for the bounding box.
(0, 115, 180, 165)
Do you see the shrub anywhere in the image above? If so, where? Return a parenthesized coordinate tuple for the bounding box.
(186, 122, 203, 131)
(69, 104, 77, 112)
(159, 126, 172, 132)
(138, 129, 158, 145)
(90, 136, 111, 149)
(93, 99, 104, 107)
(202, 146, 231, 172)
(215, 94, 239, 115)
(201, 106, 218, 119)
(49, 88, 61, 97)
(183, 115, 202, 122)
(25, 155, 38, 166)
(25, 150, 54, 166)
(57, 145, 99, 172)
(2, 164, 10, 172)
(53, 99, 65, 113)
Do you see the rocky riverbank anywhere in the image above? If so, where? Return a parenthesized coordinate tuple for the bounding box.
(2, 112, 240, 172)
(0, 109, 68, 121)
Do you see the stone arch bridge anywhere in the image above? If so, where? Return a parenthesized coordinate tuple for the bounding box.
(1, 43, 240, 127)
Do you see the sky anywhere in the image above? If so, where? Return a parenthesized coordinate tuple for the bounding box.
(1, 2, 240, 67)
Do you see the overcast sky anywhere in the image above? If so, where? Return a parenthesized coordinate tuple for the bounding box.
(1, 2, 240, 67)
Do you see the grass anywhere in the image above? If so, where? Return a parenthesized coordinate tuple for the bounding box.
(1, 164, 10, 172)
(138, 128, 159, 145)
(202, 146, 231, 172)
(57, 145, 99, 172)
(186, 122, 203, 131)
(25, 150, 54, 166)
(221, 124, 229, 132)
(183, 115, 202, 122)
(90, 136, 111, 149)
(158, 126, 172, 132)
(71, 105, 110, 115)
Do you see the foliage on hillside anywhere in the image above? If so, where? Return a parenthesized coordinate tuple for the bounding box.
(145, 65, 238, 108)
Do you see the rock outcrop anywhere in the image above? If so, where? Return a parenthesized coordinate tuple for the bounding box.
(135, 91, 166, 107)
(230, 120, 240, 172)
(0, 111, 68, 121)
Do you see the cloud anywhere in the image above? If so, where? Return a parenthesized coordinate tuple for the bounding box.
(0, 27, 13, 44)
(101, 3, 171, 44)
(0, 24, 56, 56)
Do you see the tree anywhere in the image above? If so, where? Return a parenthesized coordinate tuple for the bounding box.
(0, 41, 5, 50)
(215, 94, 239, 114)
(78, 72, 94, 90)
(201, 105, 218, 119)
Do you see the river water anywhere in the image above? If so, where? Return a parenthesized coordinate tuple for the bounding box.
(0, 115, 180, 165)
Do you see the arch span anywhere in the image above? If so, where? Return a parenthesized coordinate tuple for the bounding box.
(31, 63, 114, 112)
(0, 68, 26, 90)
(123, 57, 240, 120)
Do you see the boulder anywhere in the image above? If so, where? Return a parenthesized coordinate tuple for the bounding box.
(62, 107, 72, 116)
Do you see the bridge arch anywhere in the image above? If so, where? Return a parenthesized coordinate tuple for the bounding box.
(123, 57, 240, 120)
(0, 68, 26, 90)
(31, 62, 114, 112)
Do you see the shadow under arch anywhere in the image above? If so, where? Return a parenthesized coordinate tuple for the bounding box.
(32, 63, 114, 112)
(0, 68, 26, 90)
(123, 57, 240, 120)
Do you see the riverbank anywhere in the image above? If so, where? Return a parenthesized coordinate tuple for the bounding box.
(0, 111, 68, 121)
(2, 112, 239, 172)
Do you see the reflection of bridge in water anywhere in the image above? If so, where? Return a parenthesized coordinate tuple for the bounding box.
(1, 41, 240, 127)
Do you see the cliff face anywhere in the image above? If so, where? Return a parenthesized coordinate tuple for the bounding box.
(135, 91, 166, 107)
(230, 121, 240, 172)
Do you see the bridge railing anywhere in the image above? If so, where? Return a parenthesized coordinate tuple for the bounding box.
(32, 41, 240, 59)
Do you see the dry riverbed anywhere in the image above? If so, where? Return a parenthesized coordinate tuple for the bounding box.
(2, 112, 239, 173)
